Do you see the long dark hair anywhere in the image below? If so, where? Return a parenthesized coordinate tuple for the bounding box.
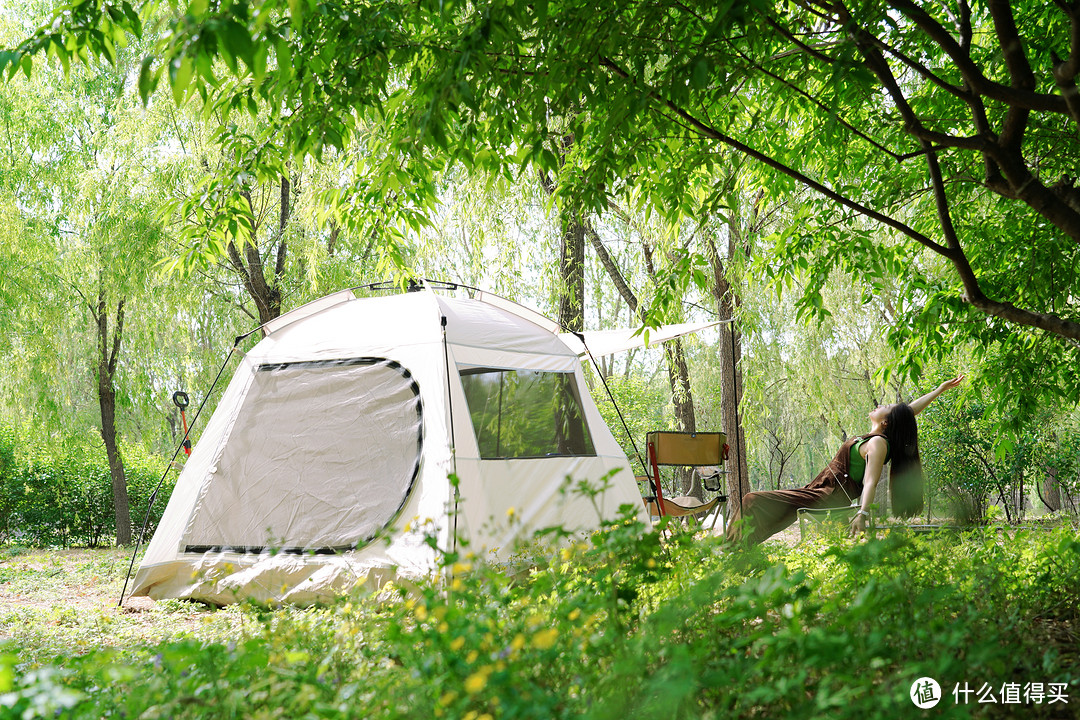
(883, 403, 923, 517)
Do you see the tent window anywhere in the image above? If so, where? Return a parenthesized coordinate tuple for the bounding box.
(459, 368, 596, 459)
(181, 357, 422, 555)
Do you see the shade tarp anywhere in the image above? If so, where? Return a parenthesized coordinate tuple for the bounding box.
(560, 321, 721, 357)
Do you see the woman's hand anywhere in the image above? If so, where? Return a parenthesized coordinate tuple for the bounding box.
(911, 374, 966, 415)
(849, 512, 870, 538)
(939, 375, 965, 392)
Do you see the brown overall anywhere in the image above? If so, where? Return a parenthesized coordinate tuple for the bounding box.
(726, 433, 887, 544)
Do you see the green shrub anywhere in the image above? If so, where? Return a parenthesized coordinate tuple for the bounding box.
(3, 516, 1079, 719)
(0, 428, 172, 547)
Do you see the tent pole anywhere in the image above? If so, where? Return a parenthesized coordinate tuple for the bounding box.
(441, 316, 461, 558)
(582, 342, 647, 477)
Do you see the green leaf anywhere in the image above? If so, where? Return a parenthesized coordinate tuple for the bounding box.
(221, 20, 255, 72)
(170, 56, 194, 105)
(122, 1, 143, 38)
(288, 0, 307, 29)
(274, 35, 292, 72)
(137, 55, 156, 104)
(251, 43, 268, 85)
(691, 58, 710, 90)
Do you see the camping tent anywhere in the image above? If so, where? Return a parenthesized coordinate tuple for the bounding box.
(130, 286, 664, 605)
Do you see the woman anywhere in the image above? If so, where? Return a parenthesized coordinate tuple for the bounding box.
(726, 376, 964, 544)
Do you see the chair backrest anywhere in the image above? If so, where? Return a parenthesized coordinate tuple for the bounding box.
(646, 431, 727, 466)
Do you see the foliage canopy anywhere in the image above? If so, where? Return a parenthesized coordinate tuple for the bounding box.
(9, 0, 1080, 417)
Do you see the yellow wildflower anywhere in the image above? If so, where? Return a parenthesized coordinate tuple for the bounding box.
(450, 636, 466, 651)
(532, 628, 559, 650)
(510, 633, 526, 652)
(466, 650, 479, 663)
(568, 608, 581, 621)
(464, 670, 489, 694)
(439, 691, 457, 706)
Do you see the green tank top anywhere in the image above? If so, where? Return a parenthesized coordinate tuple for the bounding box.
(849, 435, 890, 485)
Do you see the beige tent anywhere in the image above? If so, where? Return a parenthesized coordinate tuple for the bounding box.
(130, 286, 676, 605)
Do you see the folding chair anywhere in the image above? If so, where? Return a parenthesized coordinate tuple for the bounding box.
(797, 502, 873, 541)
(641, 431, 728, 532)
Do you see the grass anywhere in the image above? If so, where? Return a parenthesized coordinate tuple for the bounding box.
(0, 516, 1078, 719)
(0, 547, 256, 666)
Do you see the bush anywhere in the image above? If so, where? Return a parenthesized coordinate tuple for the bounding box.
(0, 426, 172, 547)
(3, 514, 1079, 719)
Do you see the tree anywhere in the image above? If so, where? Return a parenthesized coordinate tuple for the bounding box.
(0, 17, 177, 543)
(15, 0, 1080, 426)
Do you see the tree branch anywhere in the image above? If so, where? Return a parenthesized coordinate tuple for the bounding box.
(275, 173, 290, 278)
(597, 55, 953, 257)
(108, 298, 124, 375)
(732, 43, 908, 161)
(599, 51, 1080, 341)
(1051, 3, 1080, 128)
(887, 0, 1068, 115)
(762, 14, 837, 64)
(583, 218, 641, 319)
(986, 0, 1035, 150)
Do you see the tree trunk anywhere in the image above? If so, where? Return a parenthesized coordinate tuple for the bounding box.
(706, 235, 750, 515)
(95, 292, 131, 546)
(558, 211, 586, 331)
(641, 241, 700, 497)
(1042, 466, 1062, 512)
(536, 168, 589, 453)
(226, 173, 292, 326)
(584, 220, 702, 496)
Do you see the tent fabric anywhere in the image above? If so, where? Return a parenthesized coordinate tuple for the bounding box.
(130, 289, 649, 605)
(180, 358, 422, 554)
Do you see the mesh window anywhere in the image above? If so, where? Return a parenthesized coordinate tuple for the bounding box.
(182, 358, 422, 554)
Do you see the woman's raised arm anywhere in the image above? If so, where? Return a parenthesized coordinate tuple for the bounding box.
(908, 375, 965, 416)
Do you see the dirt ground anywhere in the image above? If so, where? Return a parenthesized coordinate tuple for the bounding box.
(0, 547, 133, 611)
(0, 547, 240, 659)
